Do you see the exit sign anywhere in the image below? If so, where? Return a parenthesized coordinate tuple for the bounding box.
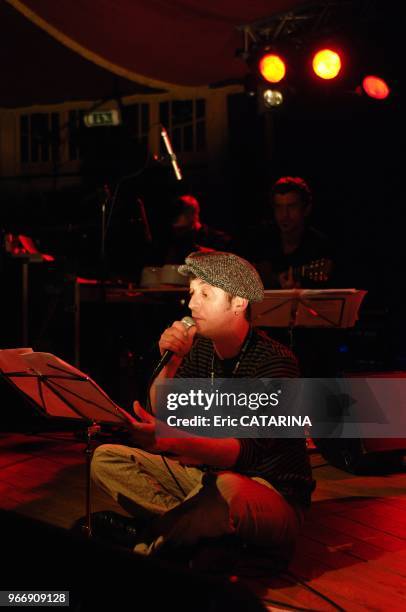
(84, 109, 121, 127)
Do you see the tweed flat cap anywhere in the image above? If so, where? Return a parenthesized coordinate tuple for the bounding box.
(178, 251, 264, 303)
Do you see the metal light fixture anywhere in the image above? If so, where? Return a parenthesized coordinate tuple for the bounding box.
(263, 88, 284, 107)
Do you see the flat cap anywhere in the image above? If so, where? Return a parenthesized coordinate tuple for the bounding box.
(178, 251, 264, 303)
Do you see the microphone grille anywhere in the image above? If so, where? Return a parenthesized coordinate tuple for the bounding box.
(181, 316, 195, 329)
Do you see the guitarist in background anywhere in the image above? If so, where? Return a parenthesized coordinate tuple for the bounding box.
(240, 176, 339, 377)
(251, 176, 334, 289)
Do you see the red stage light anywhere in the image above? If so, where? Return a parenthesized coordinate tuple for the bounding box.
(259, 54, 286, 83)
(312, 49, 342, 80)
(362, 75, 390, 100)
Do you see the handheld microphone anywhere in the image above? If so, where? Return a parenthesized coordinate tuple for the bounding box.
(160, 125, 183, 181)
(146, 316, 195, 415)
(155, 316, 195, 373)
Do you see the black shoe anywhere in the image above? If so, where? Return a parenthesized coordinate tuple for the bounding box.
(73, 511, 146, 549)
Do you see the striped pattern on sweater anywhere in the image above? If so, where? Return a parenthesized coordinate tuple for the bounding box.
(175, 328, 315, 507)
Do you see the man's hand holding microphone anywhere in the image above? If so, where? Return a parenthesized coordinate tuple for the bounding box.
(158, 316, 196, 370)
(126, 317, 196, 451)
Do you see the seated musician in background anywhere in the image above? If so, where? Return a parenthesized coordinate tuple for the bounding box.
(160, 194, 233, 264)
(240, 177, 340, 376)
(247, 177, 334, 289)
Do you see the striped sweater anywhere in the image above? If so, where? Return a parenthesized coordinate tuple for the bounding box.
(175, 328, 315, 507)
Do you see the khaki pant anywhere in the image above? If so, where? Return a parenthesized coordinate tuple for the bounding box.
(91, 444, 304, 556)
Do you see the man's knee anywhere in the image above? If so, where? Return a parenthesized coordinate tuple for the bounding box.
(91, 444, 133, 485)
(215, 472, 298, 545)
(214, 472, 252, 511)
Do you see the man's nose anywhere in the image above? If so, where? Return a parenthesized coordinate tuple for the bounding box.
(188, 293, 198, 310)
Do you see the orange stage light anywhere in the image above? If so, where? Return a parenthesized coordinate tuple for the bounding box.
(362, 75, 390, 100)
(312, 49, 342, 80)
(259, 54, 286, 83)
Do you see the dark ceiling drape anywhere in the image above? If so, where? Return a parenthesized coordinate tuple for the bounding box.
(3, 0, 304, 103)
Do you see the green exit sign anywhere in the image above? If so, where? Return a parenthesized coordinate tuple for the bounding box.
(84, 109, 121, 127)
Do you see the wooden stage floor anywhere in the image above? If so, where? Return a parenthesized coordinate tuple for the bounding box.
(1, 431, 405, 611)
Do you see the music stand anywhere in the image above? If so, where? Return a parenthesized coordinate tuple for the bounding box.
(0, 349, 132, 537)
(252, 289, 367, 346)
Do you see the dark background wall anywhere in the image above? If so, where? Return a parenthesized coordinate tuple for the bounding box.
(1, 7, 404, 414)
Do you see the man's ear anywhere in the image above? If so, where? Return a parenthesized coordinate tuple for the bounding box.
(233, 296, 249, 314)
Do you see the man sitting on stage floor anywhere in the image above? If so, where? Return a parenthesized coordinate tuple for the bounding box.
(90, 251, 314, 565)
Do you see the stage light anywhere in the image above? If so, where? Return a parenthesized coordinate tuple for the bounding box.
(263, 88, 284, 108)
(362, 75, 390, 100)
(259, 53, 286, 83)
(312, 49, 342, 80)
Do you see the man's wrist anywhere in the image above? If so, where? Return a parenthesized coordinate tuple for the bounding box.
(161, 355, 183, 377)
(154, 436, 174, 454)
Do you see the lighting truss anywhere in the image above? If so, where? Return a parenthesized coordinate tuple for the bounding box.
(237, 0, 381, 59)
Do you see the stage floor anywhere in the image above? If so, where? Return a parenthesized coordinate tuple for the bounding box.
(1, 432, 405, 611)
